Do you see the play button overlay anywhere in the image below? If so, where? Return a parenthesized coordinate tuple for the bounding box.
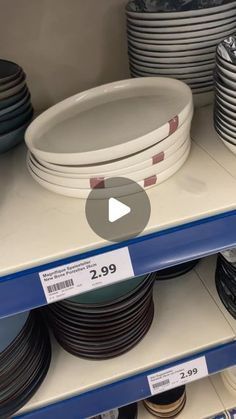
(85, 177, 151, 243)
(109, 198, 131, 223)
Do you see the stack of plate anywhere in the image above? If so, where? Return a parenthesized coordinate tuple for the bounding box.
(126, 1, 236, 107)
(0, 311, 51, 418)
(143, 385, 186, 418)
(91, 404, 138, 419)
(156, 259, 199, 280)
(0, 59, 33, 153)
(221, 367, 236, 396)
(215, 252, 236, 319)
(214, 34, 236, 154)
(46, 273, 155, 359)
(25, 77, 193, 199)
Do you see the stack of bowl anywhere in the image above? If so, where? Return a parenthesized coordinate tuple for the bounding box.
(25, 77, 193, 199)
(214, 35, 236, 154)
(0, 311, 51, 418)
(46, 273, 155, 359)
(215, 252, 236, 319)
(126, 0, 236, 106)
(156, 259, 199, 280)
(0, 59, 33, 153)
(221, 367, 236, 396)
(143, 386, 186, 418)
(91, 404, 138, 419)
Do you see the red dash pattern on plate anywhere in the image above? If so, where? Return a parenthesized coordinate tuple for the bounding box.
(168, 116, 179, 135)
(90, 177, 105, 189)
(152, 151, 164, 165)
(144, 175, 157, 187)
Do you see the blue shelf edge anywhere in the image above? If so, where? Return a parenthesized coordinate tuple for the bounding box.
(15, 340, 236, 419)
(1, 209, 236, 318)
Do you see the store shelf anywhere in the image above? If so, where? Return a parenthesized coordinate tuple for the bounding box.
(211, 374, 236, 418)
(15, 267, 236, 418)
(138, 377, 227, 419)
(191, 106, 236, 179)
(1, 106, 236, 317)
(195, 256, 236, 335)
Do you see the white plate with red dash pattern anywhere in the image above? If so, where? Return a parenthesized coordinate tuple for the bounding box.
(27, 142, 191, 199)
(25, 77, 192, 165)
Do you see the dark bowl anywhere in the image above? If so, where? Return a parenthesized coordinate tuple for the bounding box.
(0, 59, 22, 84)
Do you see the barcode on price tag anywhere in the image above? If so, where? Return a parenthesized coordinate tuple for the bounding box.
(147, 357, 208, 395)
(39, 247, 134, 303)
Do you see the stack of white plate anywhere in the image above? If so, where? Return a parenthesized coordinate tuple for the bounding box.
(214, 34, 236, 155)
(221, 367, 236, 395)
(25, 77, 193, 199)
(126, 0, 236, 107)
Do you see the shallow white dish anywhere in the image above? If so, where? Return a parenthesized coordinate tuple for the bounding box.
(215, 98, 236, 119)
(216, 61, 236, 81)
(215, 106, 236, 126)
(28, 139, 190, 189)
(215, 114, 236, 136)
(216, 85, 236, 105)
(128, 20, 236, 40)
(126, 2, 236, 20)
(127, 11, 236, 28)
(131, 69, 213, 85)
(25, 77, 192, 165)
(216, 54, 236, 72)
(215, 121, 236, 145)
(216, 94, 236, 111)
(127, 15, 236, 36)
(215, 76, 236, 97)
(32, 115, 192, 175)
(28, 143, 191, 199)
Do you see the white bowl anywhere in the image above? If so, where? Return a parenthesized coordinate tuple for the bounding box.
(215, 70, 236, 90)
(215, 120, 236, 145)
(27, 142, 191, 199)
(127, 3, 236, 27)
(32, 114, 192, 175)
(25, 77, 192, 165)
(28, 139, 190, 189)
(215, 114, 236, 136)
(215, 105, 236, 126)
(216, 61, 236, 80)
(216, 93, 236, 111)
(216, 54, 236, 72)
(30, 131, 190, 178)
(215, 76, 236, 97)
(127, 14, 236, 36)
(216, 85, 236, 105)
(126, 2, 236, 19)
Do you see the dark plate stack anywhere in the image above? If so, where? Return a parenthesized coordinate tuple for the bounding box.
(143, 386, 186, 418)
(215, 252, 236, 319)
(46, 273, 156, 360)
(0, 59, 33, 153)
(156, 259, 199, 280)
(91, 403, 138, 419)
(0, 311, 51, 418)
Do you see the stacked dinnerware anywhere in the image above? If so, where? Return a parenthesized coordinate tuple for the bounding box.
(214, 35, 236, 154)
(0, 59, 33, 153)
(91, 404, 138, 419)
(126, 0, 236, 107)
(0, 311, 51, 418)
(45, 273, 155, 359)
(143, 386, 186, 418)
(156, 259, 199, 280)
(221, 367, 236, 396)
(215, 252, 236, 319)
(25, 77, 193, 199)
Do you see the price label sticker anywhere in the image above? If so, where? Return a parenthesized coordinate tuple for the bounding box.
(39, 247, 134, 303)
(147, 357, 208, 395)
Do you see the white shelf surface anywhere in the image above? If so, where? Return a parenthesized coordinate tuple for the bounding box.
(191, 105, 236, 179)
(211, 373, 236, 413)
(138, 377, 226, 419)
(18, 269, 235, 415)
(0, 111, 236, 277)
(195, 256, 236, 335)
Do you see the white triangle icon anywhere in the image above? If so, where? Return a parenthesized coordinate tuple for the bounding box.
(108, 198, 131, 223)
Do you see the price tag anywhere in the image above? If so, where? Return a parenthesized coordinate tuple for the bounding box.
(147, 357, 208, 395)
(39, 247, 134, 303)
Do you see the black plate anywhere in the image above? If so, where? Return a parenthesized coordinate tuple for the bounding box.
(156, 260, 199, 280)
